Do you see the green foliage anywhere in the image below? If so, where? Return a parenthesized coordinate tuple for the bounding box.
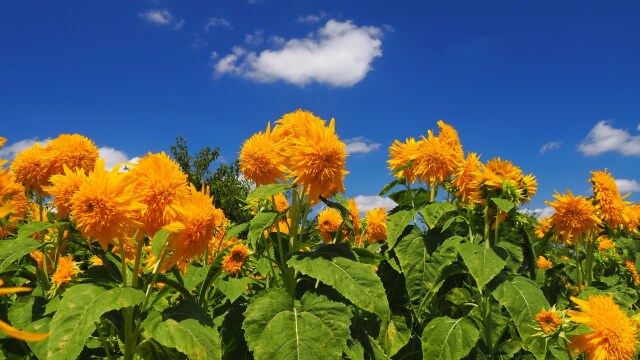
(421, 316, 479, 360)
(457, 243, 506, 290)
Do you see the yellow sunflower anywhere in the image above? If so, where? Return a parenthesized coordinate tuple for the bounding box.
(536, 255, 553, 270)
(272, 193, 289, 213)
(0, 279, 50, 341)
(44, 164, 87, 218)
(623, 204, 640, 234)
(597, 236, 615, 251)
(546, 190, 602, 242)
(239, 123, 286, 186)
(317, 207, 343, 244)
(624, 259, 640, 285)
(567, 295, 638, 360)
(221, 243, 249, 275)
(271, 109, 327, 143)
(47, 134, 99, 175)
(348, 198, 361, 242)
(413, 131, 458, 186)
(535, 308, 562, 334)
(364, 207, 387, 243)
(70, 159, 146, 250)
(520, 174, 538, 204)
(436, 120, 464, 163)
(590, 169, 629, 229)
(50, 255, 80, 287)
(387, 138, 420, 184)
(11, 142, 53, 196)
(475, 157, 524, 194)
(451, 152, 482, 205)
(128, 152, 190, 237)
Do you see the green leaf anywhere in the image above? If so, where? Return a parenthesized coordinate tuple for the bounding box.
(248, 211, 278, 248)
(421, 316, 479, 360)
(491, 276, 550, 359)
(457, 243, 506, 289)
(182, 264, 211, 291)
(420, 202, 456, 229)
(47, 284, 145, 360)
(243, 289, 352, 360)
(224, 222, 249, 241)
(152, 229, 172, 257)
(0, 237, 41, 273)
(469, 303, 509, 351)
(378, 179, 403, 196)
(319, 195, 354, 231)
(143, 311, 221, 360)
(16, 221, 66, 240)
(380, 314, 412, 357)
(247, 184, 291, 200)
(386, 208, 419, 248)
(495, 241, 524, 272)
(288, 249, 390, 320)
(215, 277, 251, 303)
(490, 198, 515, 213)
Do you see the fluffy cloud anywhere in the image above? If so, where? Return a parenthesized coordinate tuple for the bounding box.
(354, 195, 396, 213)
(245, 30, 264, 45)
(615, 179, 640, 194)
(344, 137, 381, 155)
(214, 20, 383, 87)
(0, 138, 42, 160)
(296, 12, 326, 24)
(139, 9, 184, 30)
(205, 17, 231, 31)
(578, 121, 640, 156)
(98, 147, 140, 171)
(539, 141, 562, 154)
(522, 206, 555, 219)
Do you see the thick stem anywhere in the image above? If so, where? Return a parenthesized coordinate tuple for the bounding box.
(53, 224, 66, 270)
(584, 235, 593, 287)
(483, 206, 491, 249)
(574, 242, 582, 286)
(494, 210, 501, 245)
(130, 232, 144, 288)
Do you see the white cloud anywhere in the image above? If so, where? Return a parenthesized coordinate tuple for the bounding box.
(539, 141, 562, 154)
(205, 17, 231, 31)
(270, 36, 286, 46)
(615, 179, 640, 194)
(344, 137, 381, 154)
(354, 195, 396, 213)
(214, 19, 383, 87)
(244, 30, 264, 45)
(521, 206, 555, 219)
(139, 9, 184, 30)
(98, 147, 140, 172)
(578, 120, 640, 156)
(296, 12, 326, 24)
(0, 138, 42, 160)
(190, 33, 208, 48)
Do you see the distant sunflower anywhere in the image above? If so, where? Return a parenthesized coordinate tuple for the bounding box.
(597, 236, 615, 251)
(624, 260, 640, 285)
(590, 170, 628, 229)
(0, 189, 29, 239)
(348, 198, 361, 241)
(221, 243, 249, 275)
(272, 193, 289, 213)
(623, 204, 640, 233)
(520, 174, 538, 204)
(568, 295, 638, 360)
(50, 255, 80, 287)
(451, 152, 482, 205)
(164, 185, 225, 267)
(47, 134, 99, 175)
(44, 164, 86, 218)
(387, 138, 420, 184)
(546, 190, 602, 242)
(535, 308, 562, 334)
(11, 142, 53, 196)
(364, 208, 387, 243)
(317, 207, 342, 244)
(413, 132, 458, 186)
(239, 123, 286, 186)
(0, 279, 50, 341)
(70, 159, 146, 250)
(129, 152, 190, 237)
(536, 255, 553, 270)
(285, 119, 348, 204)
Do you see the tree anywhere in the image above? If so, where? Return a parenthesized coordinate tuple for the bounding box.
(169, 136, 252, 224)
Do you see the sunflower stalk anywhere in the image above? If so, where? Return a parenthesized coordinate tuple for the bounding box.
(584, 235, 594, 287)
(130, 231, 145, 288)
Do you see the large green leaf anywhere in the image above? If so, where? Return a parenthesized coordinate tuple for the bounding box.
(182, 264, 211, 291)
(243, 289, 352, 360)
(248, 212, 278, 248)
(152, 229, 172, 257)
(420, 202, 456, 229)
(380, 314, 412, 357)
(386, 208, 419, 248)
(214, 277, 251, 303)
(247, 184, 291, 200)
(16, 221, 66, 241)
(421, 316, 479, 360)
(457, 243, 506, 290)
(0, 237, 41, 273)
(490, 198, 515, 213)
(142, 311, 221, 360)
(394, 226, 457, 317)
(288, 249, 390, 320)
(491, 276, 550, 359)
(47, 284, 145, 360)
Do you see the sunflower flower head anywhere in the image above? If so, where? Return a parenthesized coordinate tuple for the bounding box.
(364, 207, 387, 243)
(129, 152, 190, 237)
(623, 204, 640, 234)
(239, 123, 286, 186)
(535, 308, 563, 334)
(44, 164, 87, 218)
(520, 173, 538, 204)
(272, 109, 327, 143)
(348, 198, 361, 241)
(474, 157, 524, 202)
(567, 295, 638, 360)
(50, 255, 81, 288)
(0, 279, 50, 341)
(535, 217, 552, 239)
(624, 259, 640, 285)
(70, 159, 146, 250)
(221, 243, 249, 275)
(164, 185, 226, 268)
(387, 138, 420, 184)
(597, 236, 615, 251)
(413, 131, 458, 186)
(47, 134, 99, 175)
(436, 120, 464, 163)
(546, 190, 602, 243)
(11, 142, 54, 197)
(317, 207, 343, 244)
(536, 255, 553, 270)
(272, 193, 289, 213)
(590, 169, 629, 229)
(451, 152, 482, 205)
(89, 255, 103, 267)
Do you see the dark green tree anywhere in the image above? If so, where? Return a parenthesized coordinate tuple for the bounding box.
(169, 136, 252, 224)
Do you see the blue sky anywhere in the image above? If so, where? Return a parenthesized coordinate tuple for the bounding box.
(1, 1, 639, 214)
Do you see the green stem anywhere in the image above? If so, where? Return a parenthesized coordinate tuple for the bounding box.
(95, 321, 113, 360)
(483, 296, 493, 354)
(494, 210, 501, 245)
(119, 241, 128, 286)
(119, 244, 134, 360)
(584, 235, 593, 287)
(53, 224, 66, 270)
(574, 241, 582, 287)
(429, 182, 437, 203)
(130, 232, 144, 288)
(483, 205, 491, 249)
(467, 208, 474, 243)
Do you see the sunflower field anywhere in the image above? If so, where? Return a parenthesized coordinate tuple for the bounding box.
(1, 110, 639, 360)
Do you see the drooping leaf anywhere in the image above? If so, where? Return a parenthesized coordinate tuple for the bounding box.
(386, 208, 419, 248)
(491, 276, 550, 359)
(224, 222, 249, 241)
(421, 316, 479, 360)
(0, 237, 41, 273)
(47, 284, 145, 360)
(420, 202, 456, 229)
(288, 248, 390, 320)
(247, 184, 291, 201)
(243, 289, 352, 360)
(378, 178, 403, 196)
(457, 243, 506, 290)
(142, 311, 222, 360)
(248, 211, 278, 248)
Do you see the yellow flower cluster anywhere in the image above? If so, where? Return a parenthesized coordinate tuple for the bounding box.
(239, 109, 348, 205)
